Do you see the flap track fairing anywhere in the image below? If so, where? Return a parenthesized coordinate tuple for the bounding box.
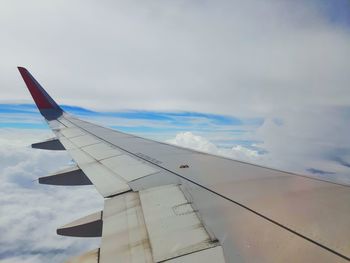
(39, 166, 92, 186)
(32, 138, 65, 150)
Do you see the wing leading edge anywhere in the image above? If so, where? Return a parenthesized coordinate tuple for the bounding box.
(18, 67, 350, 263)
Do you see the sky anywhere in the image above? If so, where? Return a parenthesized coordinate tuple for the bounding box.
(0, 1, 350, 262)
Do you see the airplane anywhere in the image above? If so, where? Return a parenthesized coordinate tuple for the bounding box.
(18, 67, 350, 262)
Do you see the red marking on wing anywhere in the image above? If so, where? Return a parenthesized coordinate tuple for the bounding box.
(18, 67, 54, 109)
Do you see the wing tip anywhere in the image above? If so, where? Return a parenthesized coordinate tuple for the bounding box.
(17, 66, 28, 75)
(17, 66, 63, 120)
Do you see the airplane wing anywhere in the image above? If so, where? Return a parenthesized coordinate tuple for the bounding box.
(18, 67, 350, 263)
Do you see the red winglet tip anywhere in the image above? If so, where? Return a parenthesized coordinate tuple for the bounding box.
(17, 67, 56, 110)
(17, 66, 27, 73)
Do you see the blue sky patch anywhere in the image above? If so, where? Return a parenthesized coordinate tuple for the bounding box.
(0, 103, 262, 149)
(0, 122, 48, 129)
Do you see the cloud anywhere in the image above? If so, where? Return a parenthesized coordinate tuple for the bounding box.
(0, 130, 103, 263)
(306, 168, 336, 175)
(0, 129, 51, 147)
(0, 0, 349, 116)
(167, 131, 259, 162)
(253, 107, 350, 182)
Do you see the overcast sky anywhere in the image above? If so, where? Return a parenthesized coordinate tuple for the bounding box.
(1, 1, 350, 262)
(1, 0, 350, 115)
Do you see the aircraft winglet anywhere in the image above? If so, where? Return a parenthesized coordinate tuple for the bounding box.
(18, 67, 63, 120)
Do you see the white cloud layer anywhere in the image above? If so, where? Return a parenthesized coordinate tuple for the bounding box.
(167, 131, 259, 162)
(0, 130, 103, 262)
(0, 0, 349, 116)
